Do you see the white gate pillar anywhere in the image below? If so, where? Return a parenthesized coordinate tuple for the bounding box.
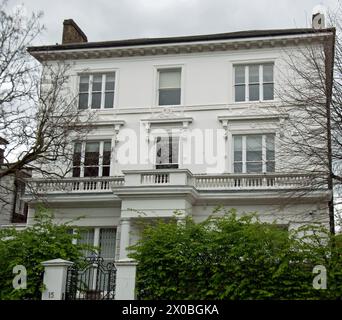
(41, 258, 73, 300)
(115, 260, 138, 300)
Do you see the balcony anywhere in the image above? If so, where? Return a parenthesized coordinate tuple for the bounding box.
(25, 171, 319, 197)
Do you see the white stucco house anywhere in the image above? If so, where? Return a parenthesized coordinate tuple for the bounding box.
(23, 14, 334, 299)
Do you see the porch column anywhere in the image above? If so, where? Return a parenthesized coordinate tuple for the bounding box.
(116, 217, 137, 300)
(41, 258, 73, 300)
(119, 218, 131, 260)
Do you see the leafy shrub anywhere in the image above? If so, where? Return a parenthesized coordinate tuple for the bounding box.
(0, 207, 95, 300)
(129, 208, 342, 300)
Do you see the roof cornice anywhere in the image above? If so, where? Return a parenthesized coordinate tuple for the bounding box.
(28, 28, 334, 62)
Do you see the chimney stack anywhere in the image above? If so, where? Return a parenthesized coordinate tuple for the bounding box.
(62, 19, 88, 44)
(312, 5, 326, 29)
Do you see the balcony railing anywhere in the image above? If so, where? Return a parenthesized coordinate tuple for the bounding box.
(193, 173, 313, 190)
(26, 176, 124, 194)
(25, 171, 318, 196)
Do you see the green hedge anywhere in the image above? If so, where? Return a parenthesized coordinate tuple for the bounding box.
(129, 209, 342, 300)
(0, 207, 95, 300)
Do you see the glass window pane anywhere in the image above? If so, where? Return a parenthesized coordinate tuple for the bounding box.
(171, 137, 179, 164)
(79, 75, 89, 92)
(249, 84, 259, 101)
(85, 142, 99, 166)
(103, 142, 111, 166)
(78, 93, 88, 109)
(104, 92, 114, 108)
(156, 136, 171, 164)
(79, 228, 94, 257)
(102, 166, 110, 177)
(249, 65, 259, 83)
(263, 64, 274, 82)
(247, 135, 262, 161)
(86, 142, 100, 153)
(104, 141, 111, 152)
(84, 167, 99, 177)
(234, 136, 242, 161)
(72, 167, 80, 177)
(266, 161, 275, 172)
(234, 162, 242, 173)
(246, 162, 262, 173)
(159, 69, 181, 89)
(266, 134, 275, 160)
(92, 75, 102, 91)
(235, 66, 245, 84)
(105, 73, 115, 90)
(235, 85, 245, 102)
(91, 92, 101, 109)
(159, 88, 181, 105)
(263, 83, 274, 100)
(99, 228, 116, 260)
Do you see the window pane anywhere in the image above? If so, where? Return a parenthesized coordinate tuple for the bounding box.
(79, 228, 94, 257)
(99, 228, 116, 260)
(85, 142, 99, 166)
(72, 167, 80, 177)
(247, 162, 262, 173)
(234, 162, 242, 173)
(102, 166, 110, 177)
(156, 136, 169, 164)
(263, 64, 273, 82)
(235, 66, 245, 84)
(79, 75, 89, 92)
(103, 142, 111, 166)
(171, 136, 179, 164)
(104, 92, 114, 108)
(263, 83, 274, 100)
(266, 134, 275, 160)
(234, 136, 242, 161)
(249, 84, 259, 101)
(266, 161, 275, 172)
(91, 92, 101, 109)
(105, 73, 115, 90)
(249, 65, 259, 83)
(92, 75, 102, 91)
(159, 88, 181, 105)
(78, 93, 88, 109)
(247, 135, 262, 161)
(84, 167, 99, 177)
(235, 85, 245, 102)
(159, 69, 181, 89)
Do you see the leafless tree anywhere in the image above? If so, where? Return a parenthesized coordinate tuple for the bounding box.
(0, 1, 93, 218)
(275, 7, 342, 234)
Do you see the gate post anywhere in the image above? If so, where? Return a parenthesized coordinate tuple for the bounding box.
(115, 260, 138, 300)
(41, 258, 73, 300)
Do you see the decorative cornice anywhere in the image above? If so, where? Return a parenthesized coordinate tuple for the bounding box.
(29, 33, 332, 62)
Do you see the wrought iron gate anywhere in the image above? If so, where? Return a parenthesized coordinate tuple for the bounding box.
(65, 256, 116, 300)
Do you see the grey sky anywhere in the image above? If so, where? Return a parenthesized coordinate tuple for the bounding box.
(6, 0, 341, 46)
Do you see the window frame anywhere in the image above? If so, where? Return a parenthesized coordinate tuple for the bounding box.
(233, 62, 275, 103)
(77, 71, 117, 110)
(72, 140, 112, 178)
(155, 65, 184, 107)
(232, 133, 275, 173)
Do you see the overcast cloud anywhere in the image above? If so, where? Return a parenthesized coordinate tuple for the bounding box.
(6, 0, 341, 45)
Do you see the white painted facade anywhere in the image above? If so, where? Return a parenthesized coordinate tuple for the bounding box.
(25, 27, 333, 299)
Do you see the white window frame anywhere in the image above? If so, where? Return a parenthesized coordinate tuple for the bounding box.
(232, 133, 275, 173)
(77, 71, 117, 110)
(233, 62, 274, 103)
(154, 65, 184, 107)
(72, 140, 112, 177)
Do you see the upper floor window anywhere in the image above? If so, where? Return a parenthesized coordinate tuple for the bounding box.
(72, 140, 111, 177)
(158, 68, 181, 106)
(234, 64, 274, 102)
(155, 135, 179, 169)
(233, 134, 275, 173)
(78, 73, 115, 109)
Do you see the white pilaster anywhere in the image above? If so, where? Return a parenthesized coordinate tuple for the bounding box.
(119, 218, 131, 260)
